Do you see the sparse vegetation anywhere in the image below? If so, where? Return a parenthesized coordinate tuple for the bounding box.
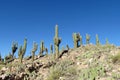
(86, 33, 90, 44)
(112, 52, 120, 64)
(46, 60, 77, 80)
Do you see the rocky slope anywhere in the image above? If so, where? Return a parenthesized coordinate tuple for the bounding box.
(0, 44, 120, 80)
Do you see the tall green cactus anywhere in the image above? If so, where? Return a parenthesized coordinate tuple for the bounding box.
(0, 53, 2, 61)
(31, 42, 38, 62)
(72, 33, 82, 48)
(18, 46, 22, 63)
(105, 38, 109, 45)
(80, 35, 82, 46)
(86, 34, 90, 44)
(96, 34, 100, 46)
(45, 48, 48, 56)
(66, 44, 69, 50)
(18, 38, 27, 63)
(39, 41, 45, 57)
(11, 41, 18, 58)
(50, 44, 53, 54)
(54, 25, 61, 59)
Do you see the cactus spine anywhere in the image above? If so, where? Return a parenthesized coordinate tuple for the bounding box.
(18, 38, 27, 63)
(39, 41, 45, 57)
(31, 42, 38, 62)
(72, 33, 81, 48)
(96, 34, 100, 46)
(54, 25, 61, 59)
(86, 34, 90, 44)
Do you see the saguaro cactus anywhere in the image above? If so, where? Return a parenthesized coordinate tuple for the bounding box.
(96, 34, 100, 46)
(72, 33, 82, 48)
(45, 48, 48, 56)
(31, 42, 38, 62)
(50, 44, 53, 54)
(54, 25, 61, 59)
(11, 41, 18, 58)
(18, 38, 27, 63)
(105, 38, 109, 45)
(0, 53, 2, 61)
(86, 34, 90, 44)
(66, 44, 69, 50)
(39, 41, 45, 57)
(80, 35, 82, 46)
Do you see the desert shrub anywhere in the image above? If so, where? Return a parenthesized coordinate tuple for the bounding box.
(78, 61, 105, 80)
(112, 72, 120, 79)
(0, 64, 5, 70)
(46, 60, 77, 80)
(112, 52, 120, 64)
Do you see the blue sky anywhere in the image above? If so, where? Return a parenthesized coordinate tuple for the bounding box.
(0, 0, 120, 58)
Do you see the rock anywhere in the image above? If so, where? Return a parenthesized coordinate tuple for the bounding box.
(59, 77, 66, 80)
(0, 70, 5, 75)
(19, 73, 28, 79)
(0, 74, 7, 80)
(1, 67, 8, 71)
(43, 61, 56, 68)
(34, 62, 43, 69)
(26, 64, 36, 73)
(77, 62, 81, 65)
(88, 58, 93, 64)
(0, 74, 15, 80)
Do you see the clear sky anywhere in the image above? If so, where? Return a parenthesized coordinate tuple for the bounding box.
(0, 0, 120, 58)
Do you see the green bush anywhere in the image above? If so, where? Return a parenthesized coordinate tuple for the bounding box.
(46, 60, 77, 80)
(112, 53, 120, 64)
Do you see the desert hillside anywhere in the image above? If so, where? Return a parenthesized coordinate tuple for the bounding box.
(0, 44, 120, 80)
(0, 26, 120, 80)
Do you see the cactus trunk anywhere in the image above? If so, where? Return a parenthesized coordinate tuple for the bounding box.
(54, 25, 61, 59)
(50, 44, 53, 54)
(18, 38, 27, 63)
(73, 33, 81, 48)
(96, 34, 100, 46)
(39, 41, 45, 57)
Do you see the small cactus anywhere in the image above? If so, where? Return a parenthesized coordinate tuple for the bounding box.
(96, 34, 100, 46)
(18, 38, 27, 63)
(31, 42, 38, 62)
(45, 48, 48, 56)
(72, 33, 82, 48)
(0, 53, 2, 61)
(39, 41, 45, 57)
(86, 34, 90, 44)
(4, 52, 13, 63)
(54, 25, 61, 59)
(61, 46, 65, 51)
(11, 41, 18, 58)
(80, 35, 82, 46)
(50, 44, 53, 54)
(105, 38, 109, 45)
(66, 44, 69, 50)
